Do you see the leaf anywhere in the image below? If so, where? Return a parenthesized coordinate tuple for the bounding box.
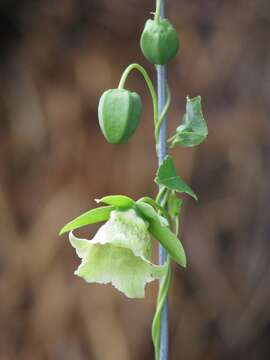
(148, 219, 186, 267)
(169, 96, 208, 148)
(95, 195, 134, 208)
(135, 201, 168, 227)
(155, 155, 197, 200)
(59, 205, 114, 235)
(136, 196, 164, 213)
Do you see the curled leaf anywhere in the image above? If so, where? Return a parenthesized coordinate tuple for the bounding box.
(169, 96, 208, 148)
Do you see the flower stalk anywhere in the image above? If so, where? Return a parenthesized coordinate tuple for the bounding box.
(59, 1, 208, 359)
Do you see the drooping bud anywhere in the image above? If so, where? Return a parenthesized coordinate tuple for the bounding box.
(98, 89, 142, 144)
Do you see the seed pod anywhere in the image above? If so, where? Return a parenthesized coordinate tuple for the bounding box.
(140, 18, 180, 65)
(98, 89, 142, 144)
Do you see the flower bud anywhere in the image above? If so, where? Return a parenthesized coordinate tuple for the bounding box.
(98, 89, 142, 144)
(140, 18, 180, 65)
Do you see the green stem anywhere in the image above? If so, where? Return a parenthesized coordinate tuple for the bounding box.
(118, 54, 173, 360)
(167, 133, 177, 146)
(152, 259, 171, 360)
(155, 187, 167, 206)
(155, 0, 161, 23)
(175, 216, 179, 237)
(155, 188, 183, 360)
(155, 85, 171, 142)
(118, 63, 158, 127)
(118, 63, 170, 143)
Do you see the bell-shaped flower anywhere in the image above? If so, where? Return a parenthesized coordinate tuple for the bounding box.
(69, 209, 166, 298)
(60, 195, 186, 298)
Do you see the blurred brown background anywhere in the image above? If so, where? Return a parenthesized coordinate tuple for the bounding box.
(1, 0, 270, 359)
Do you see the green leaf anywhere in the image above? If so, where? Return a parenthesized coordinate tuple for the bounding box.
(95, 195, 134, 208)
(169, 96, 208, 148)
(155, 155, 197, 200)
(148, 219, 186, 267)
(135, 201, 168, 227)
(135, 201, 159, 222)
(59, 205, 114, 235)
(136, 196, 164, 213)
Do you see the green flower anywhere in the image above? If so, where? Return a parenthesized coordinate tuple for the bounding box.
(60, 194, 186, 298)
(69, 209, 166, 298)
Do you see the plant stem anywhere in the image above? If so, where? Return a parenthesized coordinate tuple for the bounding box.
(155, 187, 167, 205)
(152, 261, 171, 359)
(157, 1, 169, 359)
(155, 0, 161, 23)
(155, 85, 171, 141)
(118, 63, 158, 127)
(118, 9, 171, 359)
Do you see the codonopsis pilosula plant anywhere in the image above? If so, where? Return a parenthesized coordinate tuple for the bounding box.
(59, 0, 208, 359)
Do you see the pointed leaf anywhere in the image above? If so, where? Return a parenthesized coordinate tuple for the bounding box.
(148, 219, 186, 267)
(135, 201, 168, 227)
(155, 155, 197, 200)
(95, 195, 134, 208)
(137, 196, 164, 213)
(59, 205, 114, 235)
(169, 96, 208, 148)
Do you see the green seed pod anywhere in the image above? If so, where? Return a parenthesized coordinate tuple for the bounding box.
(140, 18, 180, 65)
(98, 89, 142, 144)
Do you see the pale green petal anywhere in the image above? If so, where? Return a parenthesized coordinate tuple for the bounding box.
(69, 231, 91, 258)
(91, 209, 151, 259)
(75, 243, 166, 298)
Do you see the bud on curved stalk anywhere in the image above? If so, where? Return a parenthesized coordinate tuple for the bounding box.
(98, 89, 142, 144)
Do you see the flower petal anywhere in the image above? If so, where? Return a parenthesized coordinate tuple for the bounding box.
(69, 231, 91, 258)
(68, 209, 165, 298)
(91, 209, 152, 260)
(75, 242, 166, 298)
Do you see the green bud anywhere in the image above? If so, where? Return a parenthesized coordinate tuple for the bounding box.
(140, 18, 180, 65)
(98, 88, 142, 144)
